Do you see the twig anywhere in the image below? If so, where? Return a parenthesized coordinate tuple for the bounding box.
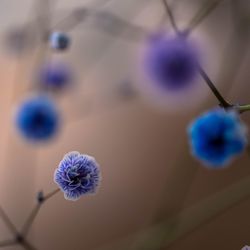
(43, 188, 60, 201)
(162, 0, 231, 109)
(185, 0, 225, 35)
(237, 104, 250, 114)
(197, 65, 232, 108)
(21, 240, 38, 250)
(51, 7, 89, 32)
(161, 0, 180, 34)
(0, 239, 16, 248)
(0, 205, 18, 235)
(21, 204, 41, 237)
(21, 188, 60, 237)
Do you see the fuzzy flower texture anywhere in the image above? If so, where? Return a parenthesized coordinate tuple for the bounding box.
(15, 95, 60, 142)
(188, 109, 248, 168)
(38, 62, 72, 91)
(49, 31, 70, 51)
(143, 33, 199, 91)
(54, 151, 101, 201)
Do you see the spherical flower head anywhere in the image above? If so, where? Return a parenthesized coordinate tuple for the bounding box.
(15, 95, 60, 142)
(49, 32, 70, 50)
(188, 109, 248, 168)
(54, 151, 101, 201)
(143, 33, 199, 91)
(38, 62, 72, 91)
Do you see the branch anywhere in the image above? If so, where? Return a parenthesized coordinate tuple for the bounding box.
(43, 188, 60, 202)
(185, 0, 225, 35)
(21, 240, 38, 250)
(161, 0, 231, 109)
(161, 0, 180, 34)
(197, 65, 232, 108)
(21, 188, 60, 237)
(21, 204, 41, 237)
(51, 7, 89, 32)
(237, 104, 250, 114)
(0, 205, 18, 235)
(0, 239, 16, 248)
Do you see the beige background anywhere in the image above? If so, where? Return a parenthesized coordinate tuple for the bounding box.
(0, 0, 249, 249)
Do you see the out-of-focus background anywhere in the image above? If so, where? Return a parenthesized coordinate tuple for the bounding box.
(0, 0, 250, 249)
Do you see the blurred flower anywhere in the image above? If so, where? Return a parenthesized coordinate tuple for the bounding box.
(4, 26, 36, 56)
(49, 32, 70, 50)
(242, 246, 250, 250)
(54, 151, 101, 201)
(38, 62, 72, 91)
(143, 33, 199, 91)
(188, 109, 247, 168)
(15, 95, 60, 142)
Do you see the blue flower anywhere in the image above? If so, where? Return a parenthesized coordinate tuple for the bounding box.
(143, 33, 199, 90)
(54, 151, 101, 201)
(49, 32, 70, 50)
(15, 95, 60, 142)
(38, 62, 72, 91)
(188, 109, 247, 168)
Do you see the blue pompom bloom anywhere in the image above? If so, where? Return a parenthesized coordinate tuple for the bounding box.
(38, 62, 71, 91)
(143, 33, 199, 90)
(49, 31, 70, 50)
(188, 109, 248, 168)
(54, 151, 101, 201)
(15, 95, 60, 142)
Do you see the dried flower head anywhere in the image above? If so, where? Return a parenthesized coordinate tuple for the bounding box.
(15, 95, 60, 142)
(49, 31, 70, 51)
(54, 151, 101, 201)
(38, 62, 72, 91)
(188, 109, 248, 167)
(143, 33, 199, 91)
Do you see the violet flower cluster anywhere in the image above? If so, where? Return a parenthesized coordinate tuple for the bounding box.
(54, 151, 101, 201)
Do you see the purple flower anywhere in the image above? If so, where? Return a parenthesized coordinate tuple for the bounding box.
(54, 152, 101, 201)
(188, 109, 248, 168)
(37, 62, 72, 91)
(143, 33, 199, 91)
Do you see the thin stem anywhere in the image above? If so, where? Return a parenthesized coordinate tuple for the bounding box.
(21, 204, 41, 237)
(237, 104, 250, 114)
(161, 0, 230, 108)
(91, 10, 149, 42)
(0, 239, 16, 248)
(21, 188, 60, 237)
(50, 0, 114, 32)
(52, 8, 149, 43)
(51, 7, 89, 32)
(43, 188, 60, 201)
(0, 205, 18, 235)
(198, 65, 231, 108)
(161, 0, 180, 33)
(21, 240, 38, 250)
(185, 0, 225, 35)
